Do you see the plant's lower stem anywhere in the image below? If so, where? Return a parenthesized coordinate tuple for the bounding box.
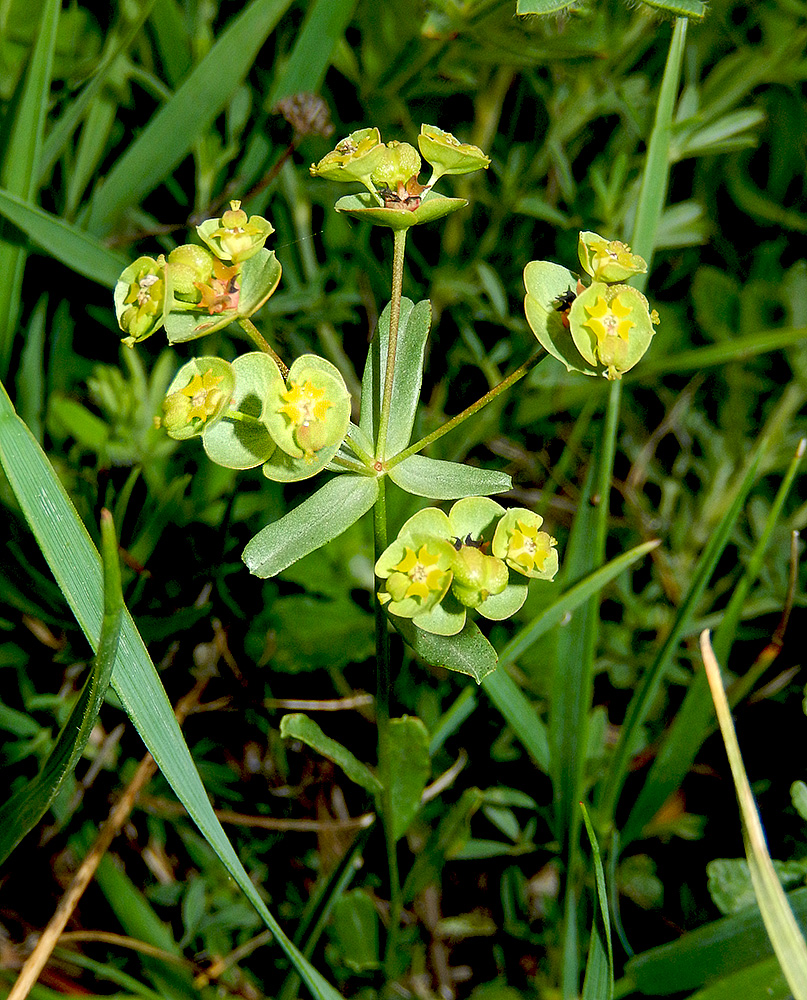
(373, 479, 403, 980)
(237, 317, 289, 376)
(386, 348, 546, 469)
(375, 229, 407, 460)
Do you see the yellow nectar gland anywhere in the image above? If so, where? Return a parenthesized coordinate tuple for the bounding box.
(393, 545, 445, 602)
(507, 521, 552, 573)
(180, 370, 226, 422)
(278, 380, 332, 427)
(583, 294, 634, 344)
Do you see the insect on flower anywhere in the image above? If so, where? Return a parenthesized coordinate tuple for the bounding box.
(553, 282, 582, 328)
(451, 534, 488, 552)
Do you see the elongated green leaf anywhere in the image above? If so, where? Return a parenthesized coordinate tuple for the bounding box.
(481, 669, 550, 773)
(360, 298, 431, 458)
(608, 445, 765, 841)
(393, 617, 498, 683)
(551, 387, 619, 854)
(687, 957, 789, 1000)
(387, 453, 511, 499)
(622, 440, 805, 845)
(268, 0, 358, 104)
(87, 0, 294, 235)
(94, 851, 196, 1000)
(702, 632, 807, 1000)
(403, 788, 483, 902)
(497, 539, 660, 668)
(0, 188, 127, 287)
(243, 474, 379, 578)
(626, 887, 807, 994)
(280, 713, 382, 795)
(39, 0, 159, 185)
(630, 17, 688, 289)
(641, 0, 707, 17)
(380, 717, 430, 841)
(0, 0, 59, 377)
(0, 379, 342, 1000)
(581, 803, 613, 1000)
(516, 0, 577, 12)
(640, 327, 807, 377)
(0, 510, 121, 864)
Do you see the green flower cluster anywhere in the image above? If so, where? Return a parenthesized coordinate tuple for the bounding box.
(376, 498, 558, 636)
(524, 231, 659, 380)
(161, 352, 351, 483)
(310, 124, 490, 231)
(113, 201, 279, 347)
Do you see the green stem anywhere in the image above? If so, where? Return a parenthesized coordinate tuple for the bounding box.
(222, 410, 263, 427)
(372, 479, 403, 978)
(375, 228, 407, 460)
(343, 433, 374, 469)
(386, 349, 546, 469)
(237, 317, 289, 376)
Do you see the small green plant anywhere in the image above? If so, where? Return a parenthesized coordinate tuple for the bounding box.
(113, 122, 658, 976)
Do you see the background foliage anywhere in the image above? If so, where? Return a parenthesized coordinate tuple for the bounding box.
(1, 1, 807, 998)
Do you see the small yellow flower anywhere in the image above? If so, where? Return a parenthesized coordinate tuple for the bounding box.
(583, 294, 634, 345)
(506, 520, 554, 574)
(180, 369, 226, 422)
(392, 544, 447, 602)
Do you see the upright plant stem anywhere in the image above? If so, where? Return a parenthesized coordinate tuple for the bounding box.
(372, 231, 407, 979)
(376, 228, 407, 461)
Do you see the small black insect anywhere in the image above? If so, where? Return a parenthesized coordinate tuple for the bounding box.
(452, 534, 486, 551)
(553, 287, 577, 312)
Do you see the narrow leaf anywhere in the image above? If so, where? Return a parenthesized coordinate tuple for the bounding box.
(280, 714, 382, 795)
(0, 188, 127, 287)
(0, 0, 60, 377)
(0, 510, 122, 864)
(626, 887, 807, 994)
(0, 380, 342, 1000)
(268, 0, 358, 104)
(701, 632, 807, 1000)
(630, 17, 688, 289)
(602, 445, 765, 834)
(481, 669, 550, 773)
(516, 0, 578, 12)
(87, 0, 294, 235)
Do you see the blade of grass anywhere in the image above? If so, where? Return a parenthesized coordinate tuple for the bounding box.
(0, 509, 121, 864)
(620, 438, 805, 845)
(37, 0, 159, 187)
(623, 886, 807, 994)
(0, 188, 127, 287)
(630, 17, 688, 288)
(268, 0, 358, 104)
(581, 802, 614, 1000)
(86, 0, 294, 236)
(0, 0, 59, 378)
(599, 443, 765, 838)
(0, 379, 343, 1000)
(552, 383, 620, 847)
(481, 539, 660, 776)
(701, 631, 807, 1000)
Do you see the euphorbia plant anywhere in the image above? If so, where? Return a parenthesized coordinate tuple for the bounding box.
(114, 122, 657, 976)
